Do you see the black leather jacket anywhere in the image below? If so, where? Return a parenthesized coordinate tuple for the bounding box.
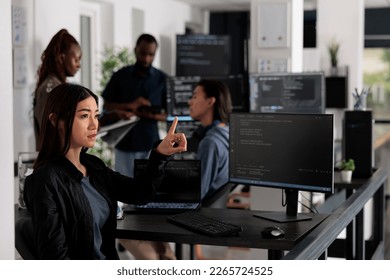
(24, 150, 168, 260)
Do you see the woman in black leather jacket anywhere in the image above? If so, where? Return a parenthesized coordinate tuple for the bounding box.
(24, 83, 186, 260)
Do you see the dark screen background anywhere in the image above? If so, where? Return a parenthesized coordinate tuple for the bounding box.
(229, 113, 334, 193)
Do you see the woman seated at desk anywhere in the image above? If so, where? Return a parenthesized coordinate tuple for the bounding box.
(188, 79, 232, 199)
(24, 83, 186, 260)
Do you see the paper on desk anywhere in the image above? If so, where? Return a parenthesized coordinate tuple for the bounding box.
(98, 116, 139, 134)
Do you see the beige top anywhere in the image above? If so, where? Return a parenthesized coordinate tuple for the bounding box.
(33, 75, 61, 150)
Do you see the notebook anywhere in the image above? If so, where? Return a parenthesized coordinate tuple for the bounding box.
(123, 159, 202, 213)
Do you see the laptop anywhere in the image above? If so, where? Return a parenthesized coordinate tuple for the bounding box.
(123, 159, 202, 213)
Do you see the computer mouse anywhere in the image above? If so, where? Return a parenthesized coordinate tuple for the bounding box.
(261, 226, 285, 238)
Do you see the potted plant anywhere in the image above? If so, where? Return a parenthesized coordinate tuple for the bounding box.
(340, 158, 355, 183)
(98, 46, 135, 94)
(328, 38, 340, 75)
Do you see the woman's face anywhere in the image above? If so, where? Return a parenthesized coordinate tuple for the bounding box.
(70, 96, 99, 149)
(63, 43, 82, 77)
(188, 85, 214, 123)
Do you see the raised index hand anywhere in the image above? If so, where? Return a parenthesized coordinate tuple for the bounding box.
(156, 117, 187, 156)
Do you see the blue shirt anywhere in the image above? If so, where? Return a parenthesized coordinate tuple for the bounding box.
(102, 64, 167, 151)
(81, 177, 109, 259)
(197, 125, 229, 199)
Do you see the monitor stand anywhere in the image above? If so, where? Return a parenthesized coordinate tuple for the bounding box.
(253, 189, 312, 223)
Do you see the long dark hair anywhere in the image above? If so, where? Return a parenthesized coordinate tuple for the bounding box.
(34, 83, 98, 170)
(197, 79, 232, 124)
(35, 29, 79, 93)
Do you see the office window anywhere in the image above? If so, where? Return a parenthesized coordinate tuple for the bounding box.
(303, 10, 316, 48)
(365, 8, 390, 48)
(363, 48, 390, 120)
(363, 8, 390, 120)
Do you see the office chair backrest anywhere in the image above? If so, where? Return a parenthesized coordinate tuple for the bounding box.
(15, 216, 36, 260)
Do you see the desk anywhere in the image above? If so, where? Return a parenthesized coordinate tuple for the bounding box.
(15, 206, 328, 260)
(116, 208, 328, 259)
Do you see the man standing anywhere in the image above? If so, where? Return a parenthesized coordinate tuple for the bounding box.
(102, 34, 174, 260)
(102, 33, 167, 177)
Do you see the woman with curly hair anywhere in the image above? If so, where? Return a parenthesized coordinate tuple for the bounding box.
(33, 29, 82, 150)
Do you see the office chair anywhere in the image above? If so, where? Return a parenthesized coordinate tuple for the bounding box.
(15, 216, 37, 260)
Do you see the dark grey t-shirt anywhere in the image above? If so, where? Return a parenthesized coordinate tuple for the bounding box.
(81, 176, 109, 259)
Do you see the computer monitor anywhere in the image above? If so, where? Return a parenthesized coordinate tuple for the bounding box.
(166, 119, 200, 159)
(166, 75, 248, 122)
(166, 76, 200, 122)
(229, 113, 334, 222)
(212, 74, 249, 112)
(176, 34, 231, 76)
(249, 72, 325, 114)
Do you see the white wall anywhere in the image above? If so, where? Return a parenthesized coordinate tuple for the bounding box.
(13, 0, 81, 158)
(317, 0, 364, 109)
(12, 0, 202, 173)
(302, 0, 364, 141)
(34, 0, 80, 68)
(12, 0, 201, 157)
(249, 0, 303, 73)
(13, 0, 35, 160)
(102, 0, 202, 75)
(317, 0, 364, 140)
(0, 0, 15, 260)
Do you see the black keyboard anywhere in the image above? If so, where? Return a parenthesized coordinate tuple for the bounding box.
(167, 211, 243, 237)
(134, 202, 198, 209)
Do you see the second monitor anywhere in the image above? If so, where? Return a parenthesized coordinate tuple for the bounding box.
(249, 72, 325, 114)
(229, 112, 334, 222)
(166, 74, 248, 122)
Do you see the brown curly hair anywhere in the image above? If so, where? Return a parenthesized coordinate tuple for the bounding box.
(35, 29, 79, 94)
